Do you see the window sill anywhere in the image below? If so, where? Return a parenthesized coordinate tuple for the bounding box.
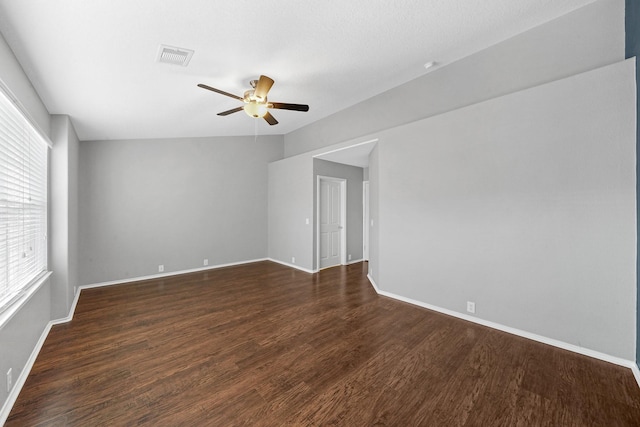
(0, 271, 52, 330)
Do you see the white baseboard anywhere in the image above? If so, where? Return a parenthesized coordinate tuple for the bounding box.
(632, 364, 640, 389)
(267, 258, 316, 274)
(368, 281, 639, 383)
(347, 258, 364, 265)
(0, 257, 275, 424)
(67, 258, 271, 321)
(367, 273, 380, 293)
(79, 258, 270, 292)
(0, 321, 52, 426)
(4, 260, 638, 427)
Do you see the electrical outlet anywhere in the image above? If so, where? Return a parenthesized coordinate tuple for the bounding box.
(203, 259, 209, 266)
(158, 265, 164, 273)
(305, 218, 309, 225)
(348, 254, 352, 261)
(7, 368, 12, 392)
(467, 301, 476, 314)
(291, 257, 296, 264)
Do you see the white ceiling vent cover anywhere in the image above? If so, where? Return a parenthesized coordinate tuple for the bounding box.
(156, 44, 194, 66)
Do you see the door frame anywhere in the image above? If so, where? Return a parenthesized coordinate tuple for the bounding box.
(316, 176, 347, 270)
(363, 180, 369, 261)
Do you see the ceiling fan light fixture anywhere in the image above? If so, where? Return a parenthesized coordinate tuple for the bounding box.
(198, 75, 309, 126)
(244, 101, 268, 118)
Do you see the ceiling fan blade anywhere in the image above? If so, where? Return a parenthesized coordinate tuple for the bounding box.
(217, 106, 244, 116)
(269, 102, 309, 112)
(254, 75, 275, 101)
(197, 83, 243, 101)
(263, 111, 278, 125)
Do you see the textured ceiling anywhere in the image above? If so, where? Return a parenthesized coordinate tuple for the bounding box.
(0, 0, 595, 141)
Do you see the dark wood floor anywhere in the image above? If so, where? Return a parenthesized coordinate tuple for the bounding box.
(7, 261, 640, 426)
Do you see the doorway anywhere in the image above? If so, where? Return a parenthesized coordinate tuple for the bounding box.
(317, 176, 346, 269)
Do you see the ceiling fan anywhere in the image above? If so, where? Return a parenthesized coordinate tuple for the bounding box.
(198, 75, 309, 126)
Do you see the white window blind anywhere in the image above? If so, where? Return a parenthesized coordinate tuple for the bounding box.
(0, 89, 48, 312)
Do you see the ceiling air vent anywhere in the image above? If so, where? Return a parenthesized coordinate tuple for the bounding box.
(156, 44, 194, 67)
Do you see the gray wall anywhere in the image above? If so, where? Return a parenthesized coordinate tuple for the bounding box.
(375, 59, 636, 360)
(51, 115, 79, 319)
(269, 0, 636, 360)
(284, 0, 624, 157)
(313, 159, 364, 268)
(0, 280, 51, 417)
(267, 155, 314, 271)
(0, 32, 49, 137)
(0, 31, 54, 419)
(79, 136, 283, 285)
(626, 0, 640, 366)
(0, 0, 635, 418)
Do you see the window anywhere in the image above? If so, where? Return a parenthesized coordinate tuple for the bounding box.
(0, 88, 48, 312)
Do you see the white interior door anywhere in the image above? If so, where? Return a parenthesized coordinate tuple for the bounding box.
(319, 178, 343, 269)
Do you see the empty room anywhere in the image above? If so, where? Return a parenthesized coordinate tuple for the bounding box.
(1, 0, 640, 425)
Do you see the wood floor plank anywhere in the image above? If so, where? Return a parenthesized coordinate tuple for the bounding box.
(6, 261, 640, 426)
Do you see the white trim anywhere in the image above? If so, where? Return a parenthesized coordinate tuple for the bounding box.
(369, 282, 639, 379)
(347, 258, 364, 265)
(59, 258, 269, 322)
(52, 286, 82, 325)
(632, 364, 640, 389)
(1, 258, 280, 423)
(0, 321, 52, 425)
(362, 180, 369, 261)
(268, 258, 316, 274)
(78, 258, 268, 292)
(3, 262, 638, 425)
(367, 273, 380, 293)
(340, 180, 347, 265)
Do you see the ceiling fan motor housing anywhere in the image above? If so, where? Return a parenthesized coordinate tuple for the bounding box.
(244, 89, 266, 103)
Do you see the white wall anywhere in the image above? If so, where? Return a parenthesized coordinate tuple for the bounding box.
(78, 136, 283, 285)
(375, 59, 636, 360)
